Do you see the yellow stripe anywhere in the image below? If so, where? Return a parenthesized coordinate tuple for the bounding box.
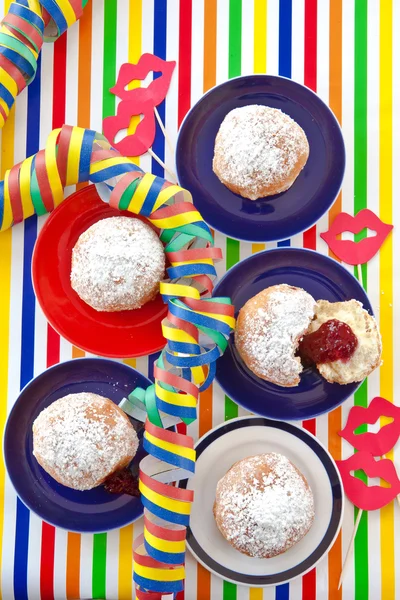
(0, 68, 18, 98)
(127, 173, 156, 214)
(145, 429, 195, 461)
(150, 209, 202, 229)
(66, 127, 85, 185)
(254, 0, 267, 73)
(133, 562, 185, 582)
(139, 481, 191, 515)
(118, 523, 133, 600)
(0, 84, 14, 589)
(127, 0, 142, 165)
(90, 156, 133, 174)
(171, 258, 214, 267)
(162, 324, 197, 344)
(155, 382, 197, 410)
(144, 528, 186, 554)
(1, 170, 13, 231)
(19, 156, 35, 219)
(379, 3, 394, 599)
(0, 97, 9, 118)
(54, 0, 77, 26)
(45, 129, 64, 207)
(160, 282, 200, 299)
(152, 184, 189, 212)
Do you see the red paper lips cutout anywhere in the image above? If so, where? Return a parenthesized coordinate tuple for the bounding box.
(320, 209, 393, 265)
(336, 452, 400, 511)
(337, 397, 400, 511)
(102, 53, 176, 157)
(339, 397, 400, 456)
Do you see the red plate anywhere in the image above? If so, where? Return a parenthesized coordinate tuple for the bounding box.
(32, 186, 167, 357)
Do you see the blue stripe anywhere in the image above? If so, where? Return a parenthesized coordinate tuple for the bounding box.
(0, 82, 14, 109)
(275, 583, 290, 600)
(140, 176, 165, 216)
(152, 0, 167, 179)
(13, 51, 41, 600)
(144, 539, 185, 566)
(78, 129, 96, 182)
(276, 6, 292, 600)
(141, 496, 190, 527)
(278, 0, 292, 249)
(133, 573, 183, 594)
(279, 0, 292, 78)
(9, 3, 45, 34)
(147, 352, 161, 382)
(143, 438, 195, 473)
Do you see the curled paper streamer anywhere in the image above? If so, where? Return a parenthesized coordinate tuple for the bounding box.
(0, 125, 235, 596)
(0, 0, 87, 129)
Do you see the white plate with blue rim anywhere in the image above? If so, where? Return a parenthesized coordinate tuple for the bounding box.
(179, 416, 343, 586)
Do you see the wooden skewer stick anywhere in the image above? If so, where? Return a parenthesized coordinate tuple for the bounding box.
(154, 106, 175, 158)
(147, 147, 177, 183)
(338, 507, 363, 590)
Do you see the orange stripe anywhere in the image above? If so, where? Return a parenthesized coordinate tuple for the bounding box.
(76, 0, 92, 191)
(197, 2, 217, 596)
(327, 1, 342, 597)
(66, 532, 81, 599)
(203, 0, 217, 92)
(197, 563, 211, 600)
(72, 346, 85, 358)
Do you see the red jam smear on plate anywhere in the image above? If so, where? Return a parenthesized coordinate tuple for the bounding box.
(104, 469, 140, 496)
(298, 318, 358, 366)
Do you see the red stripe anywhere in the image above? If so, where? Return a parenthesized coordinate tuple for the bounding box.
(40, 522, 55, 600)
(52, 34, 67, 129)
(303, 2, 317, 599)
(178, 0, 192, 127)
(40, 31, 67, 600)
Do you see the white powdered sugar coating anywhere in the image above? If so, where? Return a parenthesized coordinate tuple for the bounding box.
(214, 454, 315, 558)
(213, 105, 309, 200)
(32, 392, 139, 491)
(71, 216, 165, 312)
(236, 285, 316, 386)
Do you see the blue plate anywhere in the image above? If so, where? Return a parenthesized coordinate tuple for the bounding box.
(213, 248, 373, 421)
(176, 75, 345, 242)
(4, 358, 151, 533)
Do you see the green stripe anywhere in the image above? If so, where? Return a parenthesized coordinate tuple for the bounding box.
(354, 2, 368, 599)
(224, 5, 242, 598)
(92, 533, 107, 599)
(94, 1, 117, 594)
(102, 0, 118, 119)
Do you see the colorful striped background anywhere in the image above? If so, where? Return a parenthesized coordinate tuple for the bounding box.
(0, 0, 398, 598)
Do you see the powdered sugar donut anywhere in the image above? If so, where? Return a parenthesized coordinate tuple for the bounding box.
(213, 105, 309, 200)
(235, 284, 316, 387)
(71, 216, 165, 312)
(32, 392, 139, 491)
(213, 453, 315, 558)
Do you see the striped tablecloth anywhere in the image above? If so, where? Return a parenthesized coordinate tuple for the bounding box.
(0, 1, 399, 598)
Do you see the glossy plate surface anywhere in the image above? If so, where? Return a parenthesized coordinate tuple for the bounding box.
(4, 358, 150, 533)
(180, 416, 343, 586)
(176, 74, 345, 242)
(214, 248, 373, 420)
(32, 186, 167, 358)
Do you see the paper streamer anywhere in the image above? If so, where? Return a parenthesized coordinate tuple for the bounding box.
(0, 125, 235, 597)
(0, 0, 87, 129)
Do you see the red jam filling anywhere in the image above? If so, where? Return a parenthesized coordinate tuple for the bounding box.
(298, 319, 358, 366)
(104, 469, 140, 496)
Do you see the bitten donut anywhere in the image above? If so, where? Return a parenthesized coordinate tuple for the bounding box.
(213, 453, 315, 558)
(303, 299, 382, 384)
(32, 392, 139, 491)
(71, 216, 165, 312)
(235, 284, 316, 387)
(212, 105, 309, 200)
